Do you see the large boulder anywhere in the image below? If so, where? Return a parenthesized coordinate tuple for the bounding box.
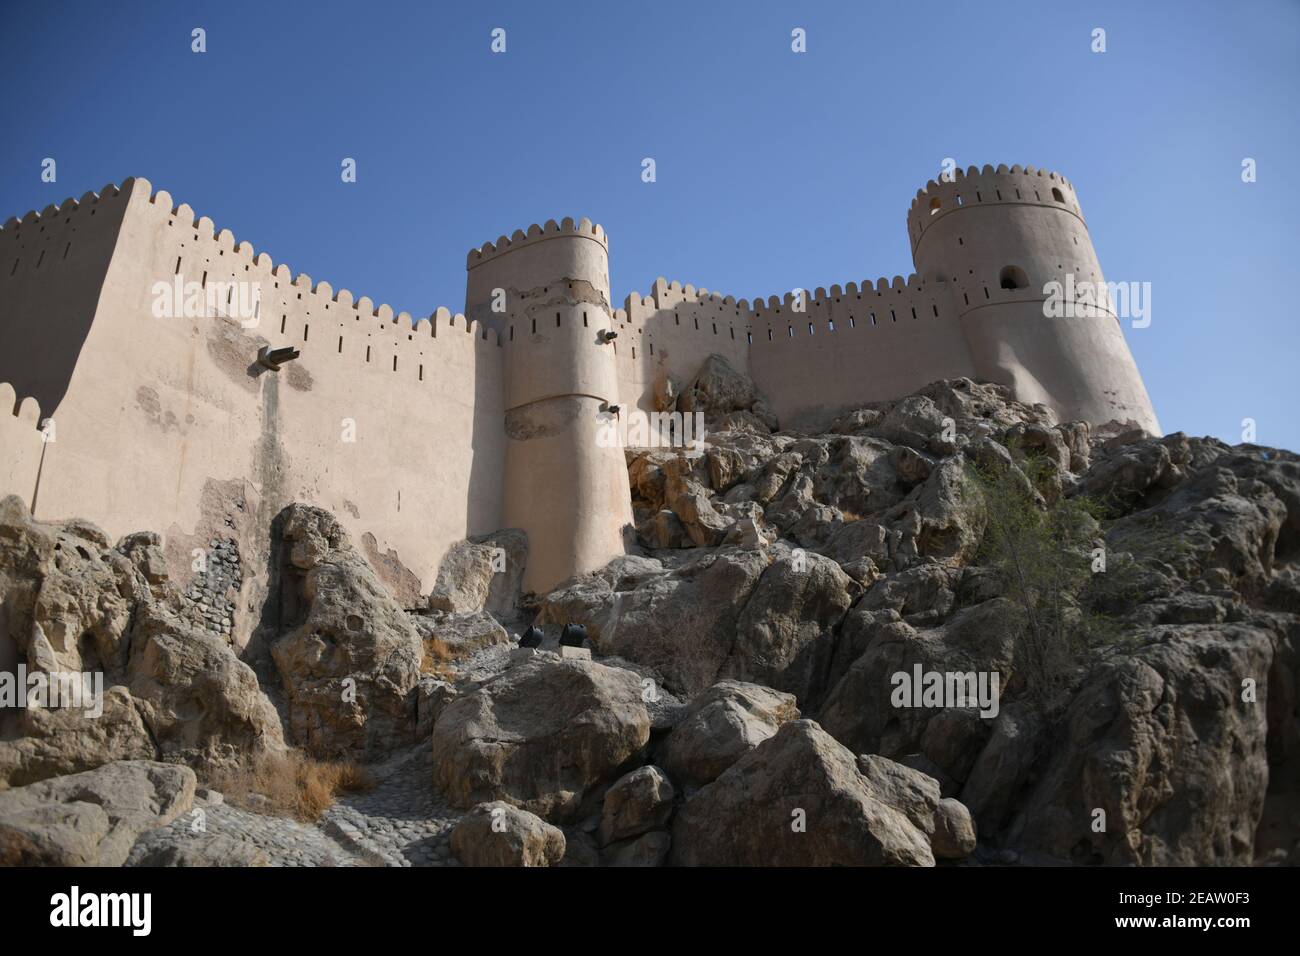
(450, 801, 566, 867)
(268, 505, 424, 761)
(723, 550, 858, 705)
(599, 765, 675, 845)
(856, 753, 977, 860)
(658, 680, 800, 788)
(426, 529, 528, 617)
(0, 760, 195, 866)
(431, 659, 650, 822)
(678, 354, 777, 429)
(126, 602, 284, 768)
(585, 548, 772, 696)
(0, 686, 156, 789)
(670, 720, 934, 866)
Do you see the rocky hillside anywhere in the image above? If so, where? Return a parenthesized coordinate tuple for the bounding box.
(1, 359, 1297, 867)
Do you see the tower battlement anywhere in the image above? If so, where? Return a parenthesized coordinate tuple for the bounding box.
(0, 163, 1159, 616)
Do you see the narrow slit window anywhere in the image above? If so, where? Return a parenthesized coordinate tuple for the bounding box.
(174, 256, 181, 274)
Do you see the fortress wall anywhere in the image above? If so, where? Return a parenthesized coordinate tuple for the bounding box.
(0, 385, 46, 509)
(614, 279, 752, 416)
(747, 277, 976, 430)
(27, 179, 503, 632)
(0, 183, 134, 416)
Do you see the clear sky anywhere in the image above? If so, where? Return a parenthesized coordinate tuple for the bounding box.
(2, 0, 1296, 449)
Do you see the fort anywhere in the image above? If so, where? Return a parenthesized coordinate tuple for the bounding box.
(0, 163, 1159, 649)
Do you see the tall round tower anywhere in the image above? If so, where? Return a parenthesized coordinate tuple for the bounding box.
(908, 164, 1159, 434)
(465, 218, 632, 593)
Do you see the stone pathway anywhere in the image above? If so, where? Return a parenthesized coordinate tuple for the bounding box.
(320, 747, 462, 867)
(126, 798, 363, 867)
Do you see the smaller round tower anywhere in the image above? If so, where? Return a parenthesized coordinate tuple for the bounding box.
(908, 164, 1159, 434)
(465, 218, 632, 594)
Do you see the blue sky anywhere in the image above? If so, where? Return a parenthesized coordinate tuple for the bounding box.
(2, 0, 1297, 448)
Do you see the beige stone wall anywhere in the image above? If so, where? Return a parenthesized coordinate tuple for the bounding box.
(613, 279, 752, 416)
(4, 177, 504, 643)
(0, 385, 45, 508)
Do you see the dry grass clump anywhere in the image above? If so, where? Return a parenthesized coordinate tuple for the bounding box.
(208, 749, 375, 822)
(421, 636, 457, 680)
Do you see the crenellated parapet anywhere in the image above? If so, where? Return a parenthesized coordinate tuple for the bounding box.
(907, 164, 1082, 255)
(466, 216, 608, 270)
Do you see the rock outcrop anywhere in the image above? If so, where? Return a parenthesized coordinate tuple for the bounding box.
(430, 658, 651, 822)
(268, 505, 424, 761)
(670, 720, 935, 866)
(450, 801, 566, 867)
(0, 760, 196, 866)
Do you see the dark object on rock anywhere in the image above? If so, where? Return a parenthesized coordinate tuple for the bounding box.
(518, 625, 544, 648)
(560, 623, 588, 648)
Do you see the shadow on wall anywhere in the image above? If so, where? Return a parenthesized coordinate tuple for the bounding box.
(0, 186, 134, 417)
(465, 327, 506, 548)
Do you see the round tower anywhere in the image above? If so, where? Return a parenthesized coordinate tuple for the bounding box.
(908, 164, 1159, 434)
(465, 218, 632, 594)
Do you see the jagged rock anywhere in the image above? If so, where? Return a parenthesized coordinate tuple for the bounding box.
(426, 529, 528, 616)
(858, 563, 960, 626)
(431, 659, 650, 822)
(587, 548, 772, 696)
(0, 498, 282, 786)
(814, 435, 910, 517)
(127, 601, 284, 768)
(0, 760, 195, 866)
(599, 765, 674, 845)
(856, 754, 977, 859)
(657, 680, 800, 789)
(671, 720, 934, 866)
(0, 495, 139, 677)
(1004, 625, 1273, 865)
(268, 505, 424, 761)
(0, 686, 156, 788)
(637, 509, 691, 549)
(663, 457, 733, 547)
(450, 801, 566, 867)
(881, 457, 985, 567)
(722, 549, 858, 704)
(958, 704, 1042, 836)
(818, 599, 1015, 762)
(678, 354, 777, 429)
(1070, 433, 1191, 510)
(874, 396, 951, 455)
(1106, 452, 1290, 594)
